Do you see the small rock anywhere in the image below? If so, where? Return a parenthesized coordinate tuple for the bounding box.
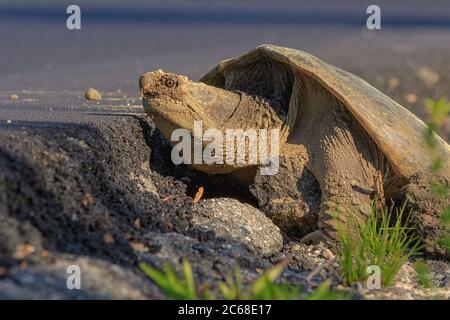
(130, 241, 148, 252)
(103, 233, 115, 245)
(85, 88, 102, 101)
(416, 66, 439, 88)
(133, 218, 141, 230)
(9, 94, 19, 100)
(388, 77, 400, 90)
(13, 244, 35, 260)
(405, 93, 418, 104)
(321, 248, 335, 260)
(194, 198, 283, 255)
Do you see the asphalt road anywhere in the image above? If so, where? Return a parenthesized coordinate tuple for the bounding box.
(1, 0, 450, 138)
(0, 1, 450, 299)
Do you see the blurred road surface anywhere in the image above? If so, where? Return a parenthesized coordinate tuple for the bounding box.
(0, 0, 449, 138)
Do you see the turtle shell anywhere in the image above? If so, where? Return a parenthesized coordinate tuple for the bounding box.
(200, 45, 450, 179)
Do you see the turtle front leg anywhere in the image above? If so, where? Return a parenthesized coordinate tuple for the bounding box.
(301, 138, 383, 244)
(301, 170, 375, 244)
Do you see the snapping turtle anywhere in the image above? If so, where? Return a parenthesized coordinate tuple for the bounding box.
(140, 45, 450, 256)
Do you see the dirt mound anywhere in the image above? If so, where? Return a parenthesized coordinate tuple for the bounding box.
(0, 114, 323, 298)
(0, 116, 195, 268)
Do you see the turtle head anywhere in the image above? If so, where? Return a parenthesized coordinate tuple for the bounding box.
(140, 70, 286, 175)
(139, 69, 240, 140)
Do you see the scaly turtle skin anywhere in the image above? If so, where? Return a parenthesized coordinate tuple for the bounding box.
(140, 45, 450, 258)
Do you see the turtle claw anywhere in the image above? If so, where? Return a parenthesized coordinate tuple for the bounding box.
(300, 230, 330, 244)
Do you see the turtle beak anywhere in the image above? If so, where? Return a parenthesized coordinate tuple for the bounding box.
(139, 69, 167, 99)
(139, 75, 150, 98)
(139, 73, 160, 99)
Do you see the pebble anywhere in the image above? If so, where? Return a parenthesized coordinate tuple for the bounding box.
(133, 218, 141, 230)
(388, 77, 400, 90)
(13, 244, 35, 260)
(85, 88, 102, 101)
(103, 233, 115, 245)
(130, 241, 148, 252)
(321, 248, 335, 260)
(405, 93, 418, 104)
(416, 66, 439, 88)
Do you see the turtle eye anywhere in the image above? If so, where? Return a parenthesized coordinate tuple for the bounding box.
(163, 77, 177, 88)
